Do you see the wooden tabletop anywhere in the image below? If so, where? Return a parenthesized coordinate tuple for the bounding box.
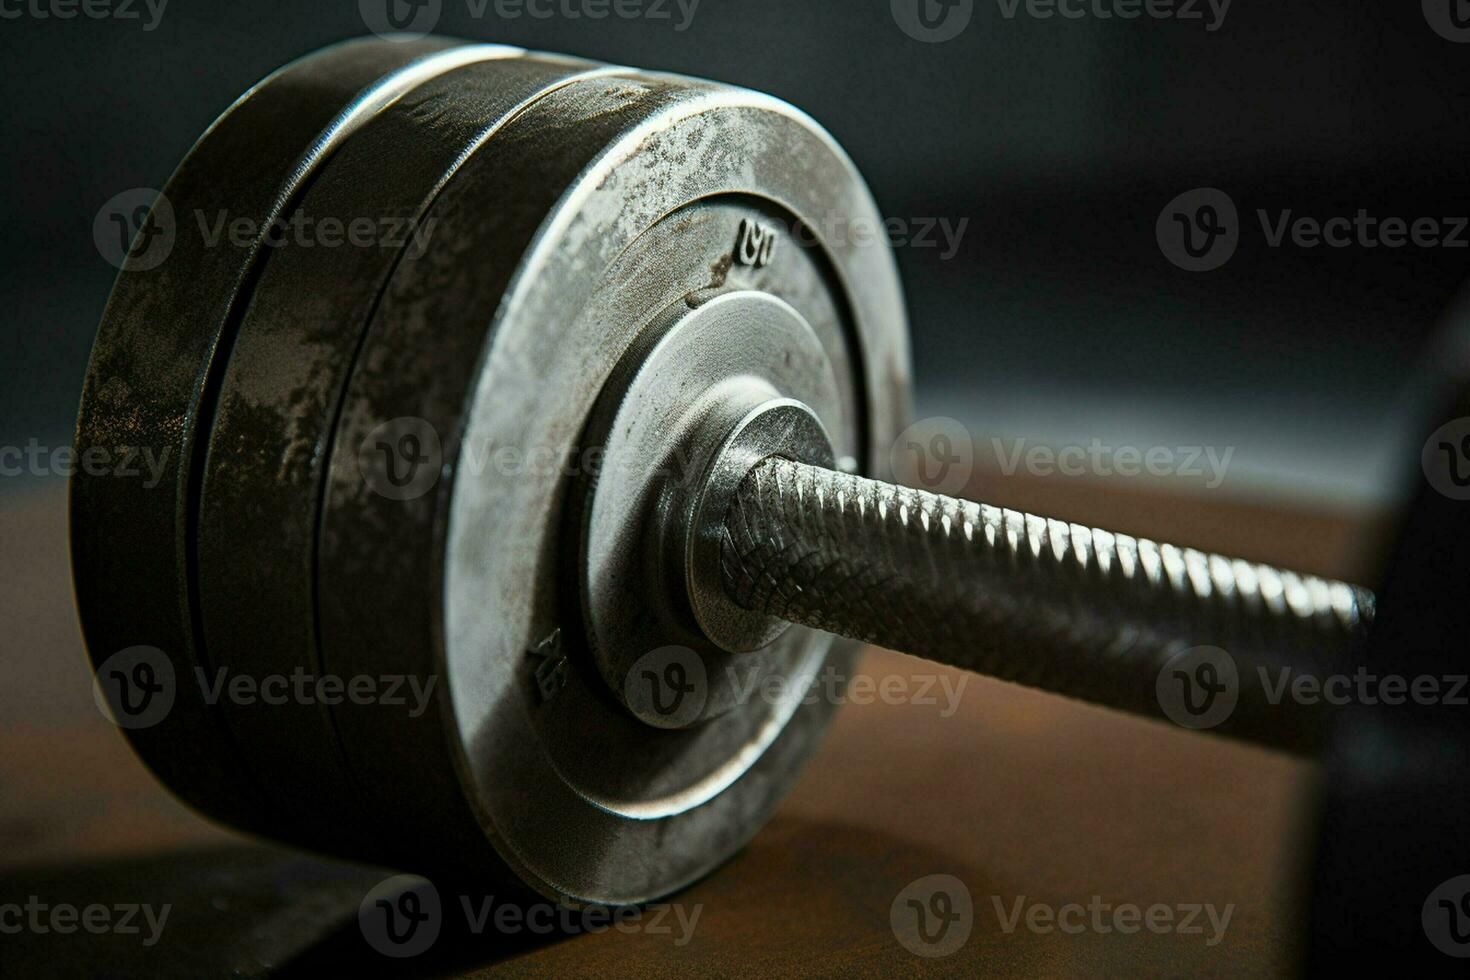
(0, 472, 1384, 976)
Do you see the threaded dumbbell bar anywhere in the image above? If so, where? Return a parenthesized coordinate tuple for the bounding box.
(713, 455, 1376, 753)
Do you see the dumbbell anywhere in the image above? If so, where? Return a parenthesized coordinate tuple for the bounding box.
(73, 34, 1462, 942)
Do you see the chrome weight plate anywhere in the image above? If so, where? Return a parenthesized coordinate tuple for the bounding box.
(72, 36, 524, 837)
(312, 68, 909, 903)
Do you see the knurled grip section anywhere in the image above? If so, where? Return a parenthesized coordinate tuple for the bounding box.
(718, 456, 1376, 751)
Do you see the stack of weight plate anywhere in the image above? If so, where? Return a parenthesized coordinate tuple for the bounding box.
(73, 37, 908, 907)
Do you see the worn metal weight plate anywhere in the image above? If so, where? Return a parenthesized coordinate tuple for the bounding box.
(73, 36, 526, 839)
(314, 69, 909, 904)
(77, 39, 911, 905)
(194, 53, 620, 860)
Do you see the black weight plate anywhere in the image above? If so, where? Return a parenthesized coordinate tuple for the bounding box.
(1307, 375, 1470, 969)
(71, 36, 514, 835)
(193, 53, 617, 856)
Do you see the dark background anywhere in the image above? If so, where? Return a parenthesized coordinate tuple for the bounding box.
(2, 0, 1468, 507)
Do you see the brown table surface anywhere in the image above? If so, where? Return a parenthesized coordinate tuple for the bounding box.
(0, 472, 1386, 976)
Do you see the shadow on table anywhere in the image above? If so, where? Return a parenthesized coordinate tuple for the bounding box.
(0, 844, 579, 978)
